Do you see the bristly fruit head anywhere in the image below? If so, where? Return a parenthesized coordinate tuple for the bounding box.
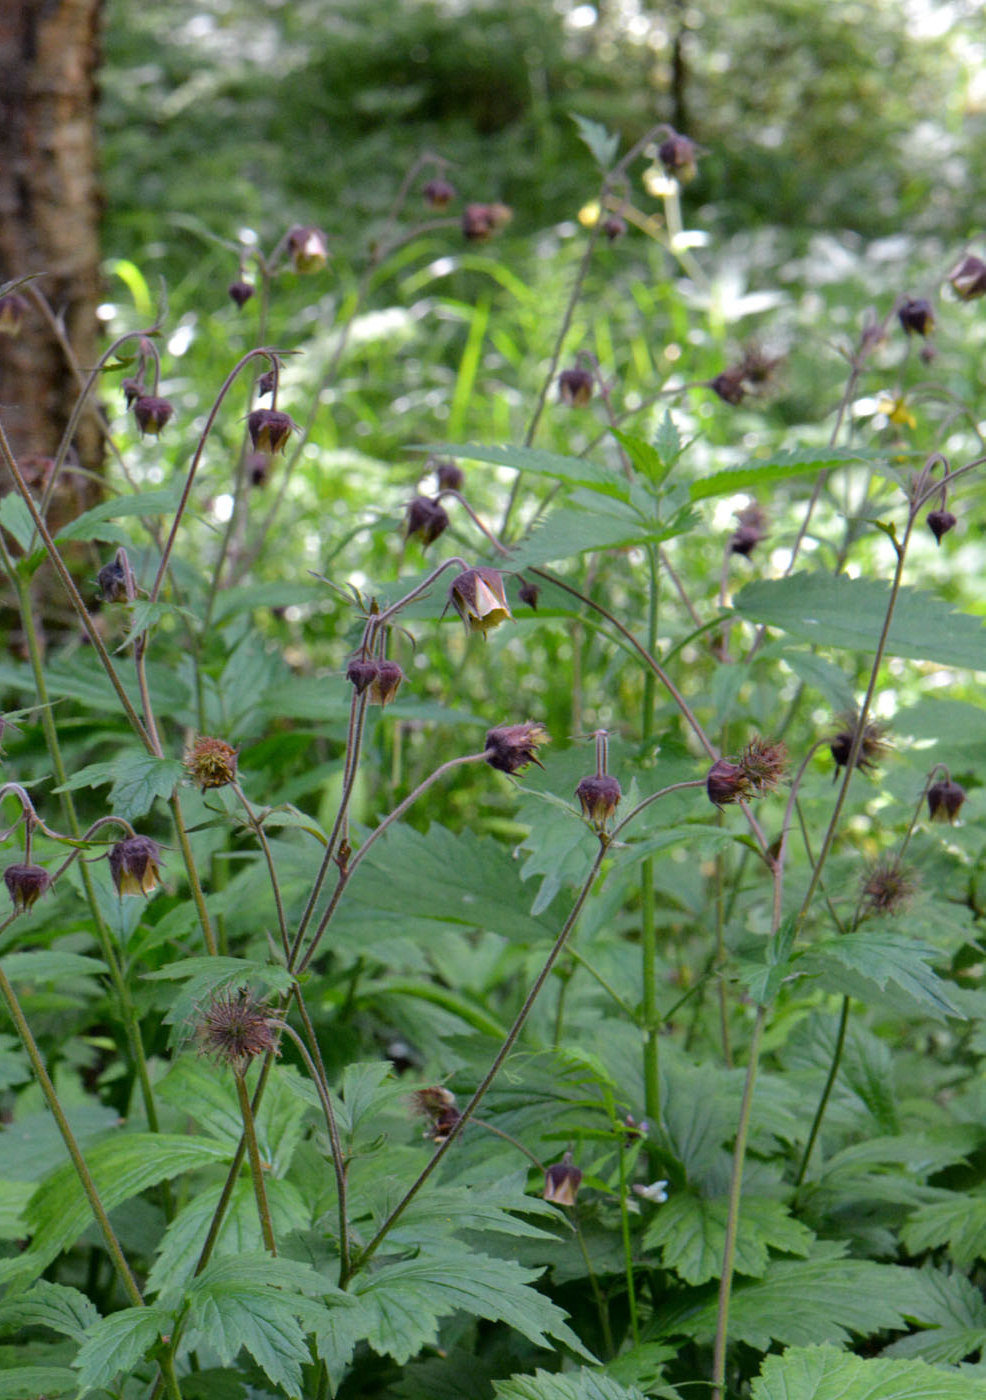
(558, 367, 593, 406)
(898, 297, 934, 336)
(484, 722, 549, 775)
(927, 777, 966, 823)
(133, 395, 174, 436)
(4, 863, 52, 912)
(543, 1152, 583, 1207)
(949, 254, 986, 301)
(423, 176, 456, 208)
(737, 736, 788, 796)
(0, 293, 29, 336)
(109, 836, 161, 897)
(411, 1085, 462, 1143)
(185, 736, 238, 790)
(829, 712, 890, 775)
(286, 225, 329, 273)
(228, 280, 255, 308)
(575, 774, 622, 825)
(247, 409, 294, 455)
(448, 567, 512, 635)
(405, 496, 450, 547)
(97, 559, 129, 603)
(927, 507, 956, 545)
(368, 658, 405, 706)
(197, 990, 277, 1071)
(861, 857, 918, 917)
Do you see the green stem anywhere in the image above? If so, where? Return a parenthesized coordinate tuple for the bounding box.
(795, 995, 850, 1187)
(574, 1211, 614, 1359)
(618, 1142, 640, 1347)
(170, 794, 217, 956)
(234, 1068, 276, 1255)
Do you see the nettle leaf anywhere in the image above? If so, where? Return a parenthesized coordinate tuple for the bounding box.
(734, 572, 986, 671)
(0, 1133, 232, 1288)
(183, 1254, 337, 1399)
(503, 499, 697, 571)
(350, 1244, 594, 1365)
(752, 1344, 986, 1400)
(884, 1266, 986, 1365)
(689, 447, 880, 503)
(903, 1193, 986, 1268)
(570, 113, 619, 169)
(0, 1279, 100, 1343)
(432, 442, 627, 498)
(0, 1368, 80, 1399)
(611, 429, 673, 487)
(799, 929, 963, 1022)
(494, 1368, 648, 1400)
(74, 1305, 172, 1394)
(643, 1195, 814, 1286)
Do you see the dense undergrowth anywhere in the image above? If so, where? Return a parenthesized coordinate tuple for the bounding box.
(3, 89, 986, 1400)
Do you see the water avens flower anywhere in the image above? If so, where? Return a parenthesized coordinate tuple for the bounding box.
(109, 836, 161, 896)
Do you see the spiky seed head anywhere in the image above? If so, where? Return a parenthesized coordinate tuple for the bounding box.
(829, 712, 890, 775)
(197, 990, 277, 1070)
(861, 858, 918, 917)
(738, 736, 788, 796)
(185, 736, 238, 790)
(484, 722, 549, 775)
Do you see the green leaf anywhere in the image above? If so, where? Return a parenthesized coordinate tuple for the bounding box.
(52, 750, 183, 818)
(903, 1194, 986, 1268)
(0, 495, 36, 553)
(0, 952, 107, 985)
(570, 113, 619, 169)
(431, 442, 628, 498)
(54, 486, 183, 542)
(643, 1195, 813, 1286)
(503, 499, 697, 571)
(0, 1280, 100, 1343)
(799, 929, 963, 1022)
(350, 1244, 594, 1365)
(689, 447, 880, 503)
(0, 1368, 80, 1398)
(495, 1368, 647, 1400)
(752, 1344, 986, 1400)
(883, 1267, 986, 1364)
(734, 572, 986, 671)
(610, 429, 672, 487)
(143, 956, 295, 1043)
(0, 1133, 232, 1288)
(74, 1306, 172, 1394)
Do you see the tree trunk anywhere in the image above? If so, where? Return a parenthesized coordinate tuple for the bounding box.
(0, 0, 103, 484)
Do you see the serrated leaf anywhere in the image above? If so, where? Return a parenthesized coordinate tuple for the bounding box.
(799, 929, 963, 1022)
(108, 753, 183, 818)
(0, 951, 107, 984)
(0, 1368, 80, 1398)
(143, 956, 295, 1043)
(690, 447, 880, 503)
(431, 442, 628, 498)
(752, 1344, 986, 1400)
(570, 113, 619, 169)
(503, 500, 697, 571)
(643, 1195, 813, 1285)
(351, 1244, 594, 1365)
(54, 486, 183, 543)
(903, 1194, 986, 1268)
(0, 1133, 232, 1288)
(0, 1280, 100, 1343)
(610, 430, 672, 487)
(495, 1368, 647, 1400)
(734, 572, 986, 671)
(884, 1267, 986, 1364)
(74, 1306, 171, 1394)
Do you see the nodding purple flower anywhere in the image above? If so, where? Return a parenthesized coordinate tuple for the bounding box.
(405, 496, 450, 548)
(543, 1152, 582, 1207)
(602, 214, 627, 242)
(346, 658, 380, 695)
(109, 836, 161, 896)
(518, 581, 540, 610)
(448, 567, 512, 635)
(423, 177, 456, 209)
(228, 281, 255, 308)
(133, 396, 174, 436)
(558, 368, 593, 407)
(658, 131, 698, 182)
(927, 777, 966, 823)
(949, 254, 986, 301)
(435, 460, 464, 492)
(369, 659, 405, 706)
(898, 297, 934, 337)
(286, 225, 329, 273)
(575, 774, 622, 825)
(484, 722, 548, 775)
(4, 863, 52, 912)
(247, 409, 294, 455)
(0, 293, 28, 336)
(927, 507, 956, 545)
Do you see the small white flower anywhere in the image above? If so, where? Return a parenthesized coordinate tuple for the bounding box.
(633, 1180, 669, 1204)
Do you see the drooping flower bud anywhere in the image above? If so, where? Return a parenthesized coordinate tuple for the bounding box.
(706, 758, 752, 808)
(4, 863, 52, 912)
(121, 377, 143, 408)
(0, 293, 29, 337)
(228, 281, 255, 308)
(448, 567, 512, 635)
(575, 774, 621, 825)
(484, 722, 548, 774)
(829, 712, 890, 776)
(246, 409, 294, 455)
(108, 836, 161, 896)
(286, 225, 329, 273)
(898, 297, 934, 337)
(658, 132, 698, 182)
(602, 214, 627, 242)
(948, 254, 986, 301)
(435, 460, 464, 492)
(543, 1152, 582, 1207)
(405, 496, 449, 547)
(423, 176, 456, 209)
(709, 369, 746, 406)
(411, 1085, 461, 1144)
(257, 369, 277, 398)
(97, 559, 129, 603)
(729, 503, 769, 558)
(133, 396, 174, 436)
(197, 990, 277, 1071)
(518, 581, 540, 610)
(927, 777, 966, 823)
(369, 659, 404, 706)
(185, 736, 238, 790)
(247, 452, 270, 487)
(346, 657, 380, 695)
(558, 367, 593, 407)
(462, 204, 494, 242)
(927, 507, 956, 544)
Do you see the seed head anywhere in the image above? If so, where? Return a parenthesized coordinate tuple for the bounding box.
(575, 774, 622, 825)
(368, 658, 404, 706)
(247, 409, 294, 455)
(286, 225, 329, 273)
(228, 280, 255, 308)
(927, 507, 956, 545)
(738, 736, 787, 796)
(185, 736, 238, 790)
(518, 581, 540, 610)
(448, 567, 512, 635)
(543, 1152, 582, 1207)
(658, 132, 698, 182)
(898, 297, 934, 337)
(948, 254, 986, 301)
(133, 396, 174, 436)
(97, 559, 130, 603)
(197, 990, 277, 1071)
(108, 836, 161, 896)
(927, 777, 966, 823)
(411, 1085, 462, 1144)
(423, 176, 456, 209)
(461, 203, 512, 242)
(4, 863, 52, 912)
(434, 460, 464, 492)
(829, 712, 890, 776)
(558, 367, 593, 407)
(861, 858, 918, 918)
(485, 722, 548, 775)
(0, 293, 29, 336)
(405, 496, 449, 547)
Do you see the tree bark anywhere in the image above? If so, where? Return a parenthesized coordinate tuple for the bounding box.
(0, 0, 103, 483)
